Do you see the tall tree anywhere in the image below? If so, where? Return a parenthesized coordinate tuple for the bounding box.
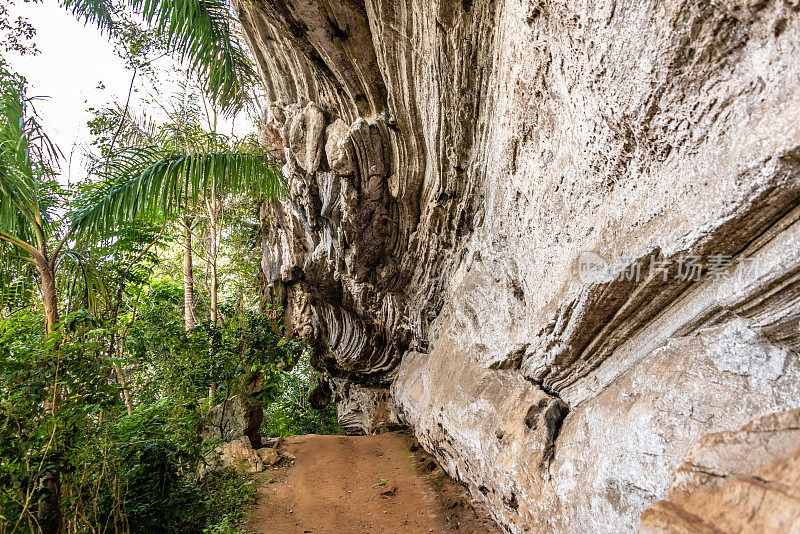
(0, 69, 65, 335)
(73, 124, 286, 332)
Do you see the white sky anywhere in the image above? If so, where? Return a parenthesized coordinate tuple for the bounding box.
(5, 0, 254, 184)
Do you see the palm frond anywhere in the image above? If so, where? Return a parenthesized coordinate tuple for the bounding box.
(0, 74, 39, 237)
(58, 250, 110, 316)
(0, 242, 36, 310)
(62, 0, 259, 114)
(0, 67, 59, 252)
(134, 0, 259, 114)
(73, 147, 285, 238)
(60, 0, 116, 33)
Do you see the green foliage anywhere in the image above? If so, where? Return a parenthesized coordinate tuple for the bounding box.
(0, 1, 39, 56)
(73, 112, 286, 240)
(0, 296, 320, 532)
(0, 46, 334, 534)
(0, 311, 54, 532)
(261, 356, 341, 438)
(0, 66, 60, 248)
(197, 470, 256, 534)
(126, 285, 300, 407)
(60, 0, 258, 113)
(67, 403, 255, 534)
(0, 258, 34, 309)
(0, 307, 125, 532)
(65, 401, 205, 533)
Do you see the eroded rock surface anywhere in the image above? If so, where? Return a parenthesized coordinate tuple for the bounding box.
(638, 408, 800, 533)
(204, 436, 281, 474)
(235, 0, 800, 531)
(200, 394, 282, 474)
(200, 394, 263, 446)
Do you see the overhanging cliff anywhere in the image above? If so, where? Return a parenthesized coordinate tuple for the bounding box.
(234, 0, 800, 531)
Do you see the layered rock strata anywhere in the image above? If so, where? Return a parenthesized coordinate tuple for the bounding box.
(638, 408, 800, 533)
(234, 0, 800, 531)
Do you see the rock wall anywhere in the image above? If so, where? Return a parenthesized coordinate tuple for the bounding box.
(234, 0, 800, 531)
(638, 407, 800, 533)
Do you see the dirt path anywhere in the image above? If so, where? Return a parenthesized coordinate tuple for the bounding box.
(245, 432, 499, 534)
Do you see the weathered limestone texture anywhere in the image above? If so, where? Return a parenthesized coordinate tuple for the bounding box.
(638, 408, 800, 533)
(200, 394, 281, 474)
(200, 394, 263, 446)
(235, 0, 800, 531)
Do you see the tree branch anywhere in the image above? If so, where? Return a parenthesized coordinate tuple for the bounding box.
(0, 232, 44, 263)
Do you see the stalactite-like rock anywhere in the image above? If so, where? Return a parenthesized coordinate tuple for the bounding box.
(237, 0, 800, 531)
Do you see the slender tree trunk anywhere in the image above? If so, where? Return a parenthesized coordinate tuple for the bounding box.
(108, 285, 135, 415)
(37, 470, 60, 534)
(182, 217, 195, 331)
(38, 262, 59, 336)
(38, 259, 61, 414)
(209, 208, 219, 328)
(114, 362, 134, 416)
(36, 259, 61, 534)
(208, 199, 219, 400)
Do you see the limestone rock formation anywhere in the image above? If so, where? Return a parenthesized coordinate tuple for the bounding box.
(638, 408, 800, 533)
(234, 0, 800, 531)
(204, 436, 281, 474)
(200, 394, 283, 474)
(200, 394, 263, 446)
(235, 370, 266, 396)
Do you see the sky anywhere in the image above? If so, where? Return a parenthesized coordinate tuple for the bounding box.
(6, 0, 142, 183)
(5, 0, 253, 184)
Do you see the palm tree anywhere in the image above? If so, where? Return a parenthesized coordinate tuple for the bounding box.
(61, 0, 258, 114)
(0, 70, 148, 337)
(73, 121, 286, 331)
(0, 69, 68, 335)
(0, 66, 116, 534)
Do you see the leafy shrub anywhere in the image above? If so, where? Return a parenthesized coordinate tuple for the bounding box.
(199, 470, 256, 534)
(261, 355, 341, 437)
(0, 298, 320, 533)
